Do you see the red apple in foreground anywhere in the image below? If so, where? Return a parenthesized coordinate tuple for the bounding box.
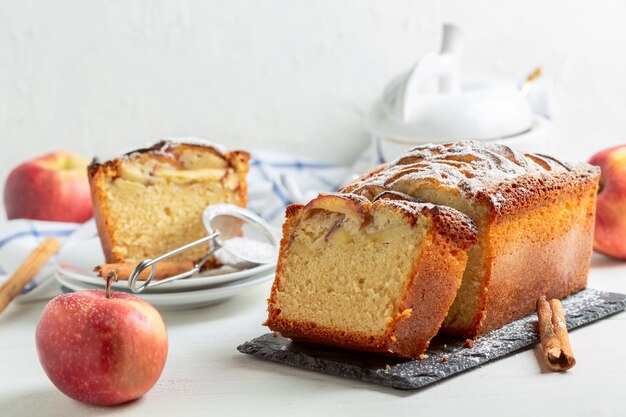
(589, 144, 626, 259)
(36, 284, 168, 406)
(4, 152, 92, 222)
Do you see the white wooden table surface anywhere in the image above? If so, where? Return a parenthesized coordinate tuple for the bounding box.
(1, 253, 625, 417)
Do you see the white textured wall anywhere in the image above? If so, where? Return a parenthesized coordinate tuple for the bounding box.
(1, 0, 626, 210)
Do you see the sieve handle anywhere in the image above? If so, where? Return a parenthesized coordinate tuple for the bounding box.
(128, 231, 220, 293)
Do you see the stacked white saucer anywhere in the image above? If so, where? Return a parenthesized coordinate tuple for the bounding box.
(54, 235, 276, 311)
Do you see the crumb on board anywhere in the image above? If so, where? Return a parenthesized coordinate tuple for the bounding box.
(418, 354, 429, 360)
(464, 339, 474, 348)
(385, 364, 391, 370)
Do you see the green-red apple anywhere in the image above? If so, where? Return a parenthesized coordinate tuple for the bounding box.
(36, 289, 168, 406)
(4, 152, 92, 222)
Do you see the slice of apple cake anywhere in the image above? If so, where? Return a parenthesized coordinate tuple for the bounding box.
(88, 140, 250, 264)
(265, 193, 477, 358)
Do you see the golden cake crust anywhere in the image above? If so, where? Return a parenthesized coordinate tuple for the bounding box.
(475, 188, 596, 334)
(88, 140, 250, 263)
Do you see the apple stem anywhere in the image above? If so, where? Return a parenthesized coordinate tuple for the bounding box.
(105, 270, 118, 298)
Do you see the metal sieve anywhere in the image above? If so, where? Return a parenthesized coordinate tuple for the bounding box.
(128, 204, 278, 293)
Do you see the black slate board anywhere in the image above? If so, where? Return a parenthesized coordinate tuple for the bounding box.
(238, 288, 626, 390)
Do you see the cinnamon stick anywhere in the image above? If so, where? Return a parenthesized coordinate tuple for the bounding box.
(536, 296, 576, 371)
(94, 261, 194, 281)
(0, 238, 62, 314)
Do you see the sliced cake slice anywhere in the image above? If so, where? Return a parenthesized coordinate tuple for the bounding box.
(265, 193, 477, 359)
(88, 140, 250, 264)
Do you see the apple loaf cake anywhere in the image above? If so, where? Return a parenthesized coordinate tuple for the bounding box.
(341, 141, 600, 337)
(265, 193, 478, 358)
(88, 140, 250, 264)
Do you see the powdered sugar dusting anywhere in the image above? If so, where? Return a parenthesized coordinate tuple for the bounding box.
(221, 237, 277, 264)
(161, 137, 229, 154)
(341, 141, 596, 208)
(110, 138, 230, 163)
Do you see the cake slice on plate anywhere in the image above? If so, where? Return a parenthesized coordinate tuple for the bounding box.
(266, 193, 477, 358)
(88, 140, 250, 264)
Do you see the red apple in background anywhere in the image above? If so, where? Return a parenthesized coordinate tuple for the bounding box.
(589, 144, 626, 260)
(36, 283, 168, 406)
(4, 152, 92, 222)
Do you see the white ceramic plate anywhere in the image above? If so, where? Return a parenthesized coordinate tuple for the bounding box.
(55, 236, 276, 293)
(55, 271, 274, 311)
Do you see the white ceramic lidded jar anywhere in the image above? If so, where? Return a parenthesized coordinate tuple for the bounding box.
(367, 24, 553, 165)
